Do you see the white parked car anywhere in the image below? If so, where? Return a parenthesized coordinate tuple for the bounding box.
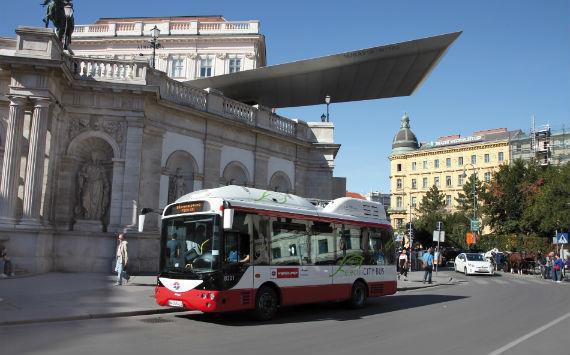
(454, 253, 494, 276)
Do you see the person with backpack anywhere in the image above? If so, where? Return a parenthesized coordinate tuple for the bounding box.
(422, 247, 434, 284)
(398, 249, 409, 281)
(552, 254, 564, 283)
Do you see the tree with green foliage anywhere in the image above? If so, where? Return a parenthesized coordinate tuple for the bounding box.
(413, 185, 447, 246)
(522, 163, 570, 236)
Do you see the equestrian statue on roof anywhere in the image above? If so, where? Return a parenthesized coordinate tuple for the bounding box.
(42, 0, 75, 50)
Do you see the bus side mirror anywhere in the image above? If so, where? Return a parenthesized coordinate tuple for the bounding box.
(223, 209, 234, 230)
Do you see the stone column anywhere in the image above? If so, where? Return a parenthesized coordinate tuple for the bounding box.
(22, 97, 51, 224)
(108, 158, 125, 231)
(119, 118, 143, 229)
(0, 96, 27, 221)
(203, 139, 222, 189)
(254, 151, 269, 190)
(138, 126, 164, 231)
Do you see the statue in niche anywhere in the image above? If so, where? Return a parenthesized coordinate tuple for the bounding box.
(168, 168, 187, 203)
(76, 152, 110, 220)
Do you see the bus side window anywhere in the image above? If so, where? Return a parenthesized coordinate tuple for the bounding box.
(253, 215, 270, 266)
(310, 222, 334, 265)
(336, 225, 363, 265)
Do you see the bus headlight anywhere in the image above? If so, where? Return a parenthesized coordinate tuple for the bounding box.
(209, 293, 216, 300)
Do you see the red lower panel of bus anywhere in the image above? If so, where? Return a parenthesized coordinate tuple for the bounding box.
(155, 280, 397, 313)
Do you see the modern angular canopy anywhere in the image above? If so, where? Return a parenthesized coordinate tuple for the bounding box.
(188, 32, 461, 108)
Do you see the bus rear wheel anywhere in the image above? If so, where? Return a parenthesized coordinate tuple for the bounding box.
(347, 281, 367, 309)
(253, 285, 278, 321)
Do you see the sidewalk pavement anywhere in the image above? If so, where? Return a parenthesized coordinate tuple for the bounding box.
(396, 269, 459, 291)
(0, 269, 458, 326)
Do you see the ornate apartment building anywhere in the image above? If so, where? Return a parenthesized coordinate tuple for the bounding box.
(389, 114, 516, 230)
(71, 16, 266, 80)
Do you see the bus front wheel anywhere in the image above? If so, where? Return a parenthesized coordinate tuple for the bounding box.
(253, 285, 278, 321)
(347, 281, 367, 309)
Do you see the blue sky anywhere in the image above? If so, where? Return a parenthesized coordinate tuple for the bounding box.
(2, 1, 569, 194)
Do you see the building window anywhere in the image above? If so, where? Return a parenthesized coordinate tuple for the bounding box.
(446, 175, 452, 187)
(411, 162, 417, 171)
(484, 153, 490, 163)
(484, 172, 491, 182)
(471, 154, 477, 164)
(515, 144, 522, 152)
(397, 163, 402, 172)
(422, 177, 428, 189)
(199, 57, 213, 77)
(434, 176, 440, 188)
(423, 160, 428, 169)
(458, 174, 465, 186)
(228, 58, 241, 73)
(411, 197, 417, 208)
(446, 158, 451, 168)
(411, 179, 417, 189)
(396, 218, 403, 228)
(458, 157, 464, 166)
(170, 57, 185, 78)
(397, 178, 402, 190)
(498, 151, 504, 162)
(434, 159, 440, 169)
(446, 195, 452, 207)
(396, 197, 403, 208)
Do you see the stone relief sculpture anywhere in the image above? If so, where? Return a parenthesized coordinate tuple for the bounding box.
(75, 152, 110, 220)
(168, 168, 186, 203)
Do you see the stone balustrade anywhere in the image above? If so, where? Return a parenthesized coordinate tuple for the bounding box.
(66, 56, 326, 143)
(70, 57, 148, 82)
(270, 114, 297, 137)
(159, 79, 207, 111)
(73, 20, 259, 38)
(223, 99, 255, 125)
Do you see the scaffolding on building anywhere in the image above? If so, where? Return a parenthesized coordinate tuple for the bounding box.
(531, 116, 552, 166)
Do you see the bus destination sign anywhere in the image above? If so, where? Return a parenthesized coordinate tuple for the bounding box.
(171, 201, 206, 215)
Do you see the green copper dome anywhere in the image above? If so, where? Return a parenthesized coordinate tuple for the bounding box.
(392, 113, 419, 153)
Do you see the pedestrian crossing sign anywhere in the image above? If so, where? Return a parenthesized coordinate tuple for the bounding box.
(556, 232, 568, 244)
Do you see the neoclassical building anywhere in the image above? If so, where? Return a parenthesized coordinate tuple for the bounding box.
(0, 27, 339, 274)
(389, 114, 517, 231)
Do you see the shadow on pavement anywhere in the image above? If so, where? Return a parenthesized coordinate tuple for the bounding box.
(177, 293, 468, 326)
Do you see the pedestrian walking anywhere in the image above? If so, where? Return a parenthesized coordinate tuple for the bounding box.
(398, 249, 409, 280)
(114, 233, 130, 286)
(1, 245, 15, 278)
(422, 247, 434, 284)
(545, 252, 553, 279)
(552, 254, 564, 283)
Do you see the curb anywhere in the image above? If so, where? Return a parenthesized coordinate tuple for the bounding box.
(0, 307, 188, 327)
(397, 280, 459, 291)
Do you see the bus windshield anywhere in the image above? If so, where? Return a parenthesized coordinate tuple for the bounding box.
(162, 214, 220, 273)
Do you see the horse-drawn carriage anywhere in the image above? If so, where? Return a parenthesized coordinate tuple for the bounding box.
(484, 248, 543, 275)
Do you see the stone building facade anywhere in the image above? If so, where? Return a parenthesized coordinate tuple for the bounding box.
(71, 16, 266, 81)
(0, 27, 341, 274)
(388, 114, 515, 231)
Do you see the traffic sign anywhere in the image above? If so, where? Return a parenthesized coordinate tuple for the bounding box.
(556, 232, 568, 244)
(433, 230, 445, 242)
(471, 220, 481, 232)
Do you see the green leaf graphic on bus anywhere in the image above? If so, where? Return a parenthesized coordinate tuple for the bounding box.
(255, 191, 288, 204)
(331, 254, 364, 277)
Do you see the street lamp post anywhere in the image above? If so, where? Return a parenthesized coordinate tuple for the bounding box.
(325, 95, 331, 122)
(149, 25, 161, 69)
(462, 163, 479, 244)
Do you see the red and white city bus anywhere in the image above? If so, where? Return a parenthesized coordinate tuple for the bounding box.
(154, 186, 396, 320)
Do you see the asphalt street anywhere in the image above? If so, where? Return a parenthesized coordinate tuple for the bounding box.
(2, 270, 569, 355)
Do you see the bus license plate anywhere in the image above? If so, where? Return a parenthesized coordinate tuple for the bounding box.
(168, 300, 183, 308)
